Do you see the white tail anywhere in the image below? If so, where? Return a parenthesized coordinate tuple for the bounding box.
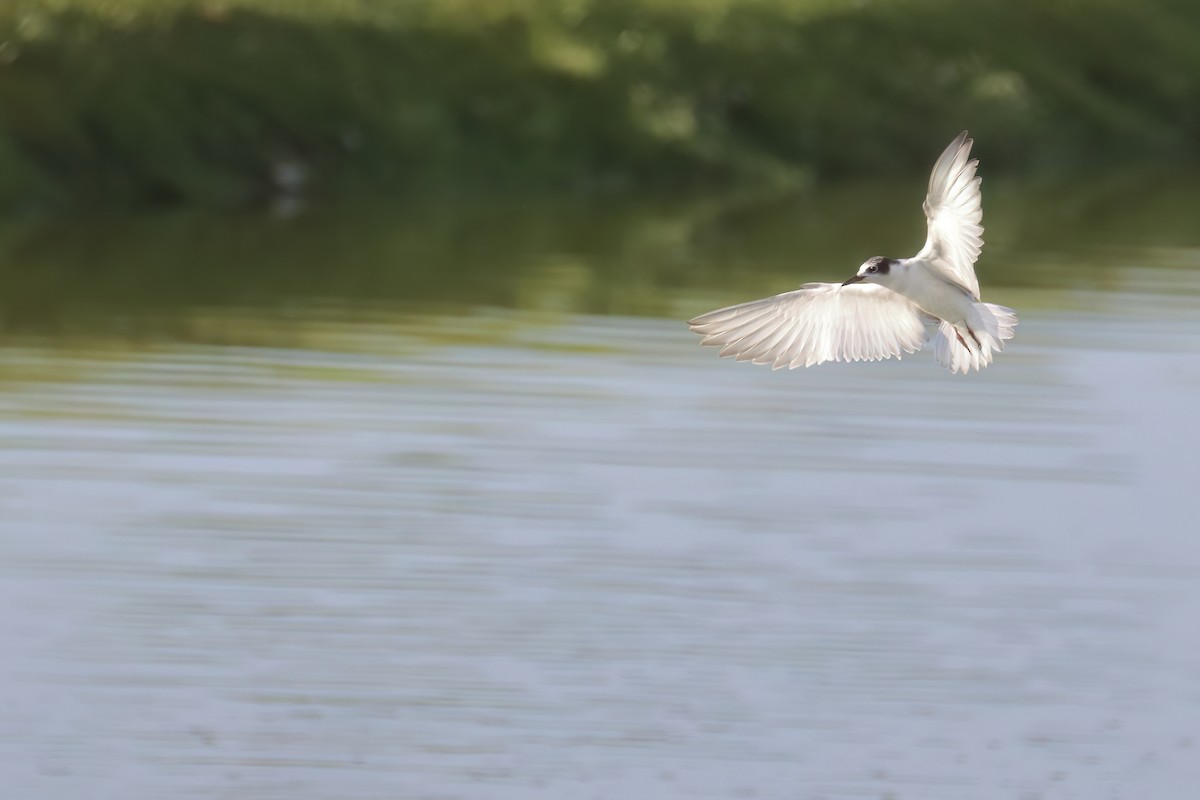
(932, 302, 1018, 374)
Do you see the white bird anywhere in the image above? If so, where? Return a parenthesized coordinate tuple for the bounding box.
(688, 132, 1017, 374)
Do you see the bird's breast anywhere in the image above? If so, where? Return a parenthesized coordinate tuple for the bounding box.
(891, 265, 974, 323)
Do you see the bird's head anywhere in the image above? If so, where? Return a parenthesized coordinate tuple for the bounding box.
(843, 256, 898, 287)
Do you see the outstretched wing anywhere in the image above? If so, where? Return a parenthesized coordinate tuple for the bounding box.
(914, 131, 984, 300)
(688, 283, 928, 369)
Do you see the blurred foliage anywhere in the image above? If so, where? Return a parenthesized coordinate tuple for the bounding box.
(0, 0, 1199, 209)
(2, 168, 1199, 340)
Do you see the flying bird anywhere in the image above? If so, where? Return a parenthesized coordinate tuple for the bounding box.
(688, 132, 1017, 373)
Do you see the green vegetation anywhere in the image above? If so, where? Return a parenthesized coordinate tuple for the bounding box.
(1, 0, 1199, 210)
(3, 167, 1198, 340)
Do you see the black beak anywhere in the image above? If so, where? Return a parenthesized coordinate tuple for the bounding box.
(842, 275, 865, 286)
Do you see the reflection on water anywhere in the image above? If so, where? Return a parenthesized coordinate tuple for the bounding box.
(2, 182, 1200, 799)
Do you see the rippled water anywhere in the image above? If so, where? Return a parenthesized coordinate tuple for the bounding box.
(2, 185, 1200, 799)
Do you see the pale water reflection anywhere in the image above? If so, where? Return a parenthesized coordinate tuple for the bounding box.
(1, 192, 1200, 799)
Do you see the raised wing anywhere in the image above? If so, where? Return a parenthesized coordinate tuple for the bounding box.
(688, 283, 928, 369)
(914, 131, 984, 300)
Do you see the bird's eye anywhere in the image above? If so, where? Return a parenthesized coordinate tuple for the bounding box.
(867, 265, 877, 274)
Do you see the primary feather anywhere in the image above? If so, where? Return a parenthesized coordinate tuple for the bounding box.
(915, 131, 984, 300)
(688, 283, 928, 369)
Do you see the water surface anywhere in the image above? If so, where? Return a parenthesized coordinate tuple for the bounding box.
(2, 181, 1199, 799)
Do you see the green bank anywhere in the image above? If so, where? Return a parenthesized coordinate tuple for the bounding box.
(1, 0, 1198, 210)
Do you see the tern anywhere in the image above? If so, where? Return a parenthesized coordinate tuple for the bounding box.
(688, 132, 1017, 373)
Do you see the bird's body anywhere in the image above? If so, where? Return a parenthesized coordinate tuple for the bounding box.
(689, 132, 1017, 374)
(877, 260, 967, 323)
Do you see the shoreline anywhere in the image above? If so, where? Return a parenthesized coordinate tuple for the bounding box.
(1, 0, 1198, 213)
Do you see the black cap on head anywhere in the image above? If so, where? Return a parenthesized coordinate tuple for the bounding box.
(867, 257, 893, 275)
(845, 257, 895, 285)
